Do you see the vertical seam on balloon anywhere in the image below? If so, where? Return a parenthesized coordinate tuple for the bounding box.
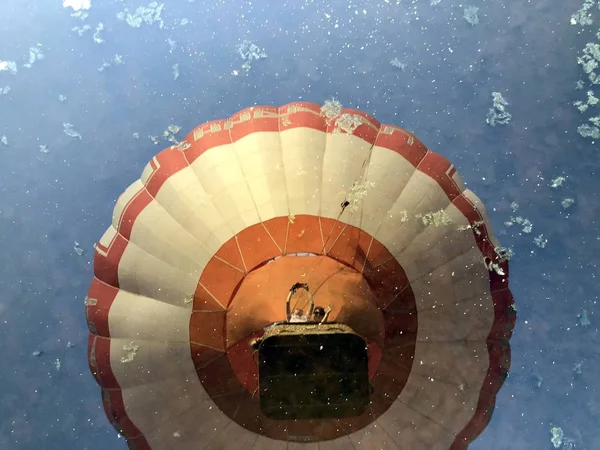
(277, 105, 291, 218)
(377, 152, 455, 272)
(233, 235, 248, 274)
(191, 349, 225, 369)
(325, 221, 348, 255)
(353, 120, 379, 235)
(355, 139, 376, 234)
(231, 115, 263, 224)
(370, 254, 396, 270)
(261, 222, 282, 254)
(246, 432, 260, 449)
(449, 193, 487, 262)
(188, 339, 226, 353)
(318, 114, 329, 218)
(392, 154, 466, 267)
(198, 281, 226, 309)
(115, 185, 144, 237)
(213, 254, 245, 275)
(185, 139, 240, 248)
(370, 148, 427, 239)
(125, 163, 231, 283)
(199, 417, 234, 449)
(314, 413, 326, 444)
(250, 434, 262, 450)
(457, 190, 498, 260)
(185, 145, 239, 250)
(377, 415, 398, 447)
(348, 434, 359, 450)
(318, 217, 325, 252)
(131, 194, 221, 279)
(283, 215, 290, 255)
(361, 236, 374, 275)
(223, 285, 229, 354)
(383, 288, 405, 310)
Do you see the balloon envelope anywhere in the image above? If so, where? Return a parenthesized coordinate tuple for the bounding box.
(86, 102, 515, 449)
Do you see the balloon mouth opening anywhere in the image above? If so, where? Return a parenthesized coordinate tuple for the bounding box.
(188, 216, 418, 441)
(225, 254, 387, 395)
(265, 252, 319, 264)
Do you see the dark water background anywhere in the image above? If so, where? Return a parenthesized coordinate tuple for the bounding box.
(0, 0, 598, 449)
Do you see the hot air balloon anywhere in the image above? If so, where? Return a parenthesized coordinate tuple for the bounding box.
(85, 101, 515, 450)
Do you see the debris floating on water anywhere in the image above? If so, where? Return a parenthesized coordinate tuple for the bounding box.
(74, 241, 84, 255)
(63, 123, 82, 140)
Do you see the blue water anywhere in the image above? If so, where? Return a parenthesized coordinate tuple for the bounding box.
(0, 1, 598, 449)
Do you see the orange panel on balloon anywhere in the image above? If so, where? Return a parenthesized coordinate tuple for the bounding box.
(212, 390, 247, 416)
(236, 223, 282, 271)
(226, 337, 259, 392)
(369, 359, 410, 410)
(214, 236, 246, 272)
(198, 256, 244, 308)
(261, 216, 288, 252)
(189, 310, 226, 350)
(384, 309, 418, 346)
(325, 223, 372, 272)
(319, 217, 345, 252)
(363, 257, 409, 309)
(385, 287, 417, 312)
(190, 342, 224, 369)
(192, 282, 225, 311)
(285, 215, 323, 254)
(360, 236, 393, 272)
